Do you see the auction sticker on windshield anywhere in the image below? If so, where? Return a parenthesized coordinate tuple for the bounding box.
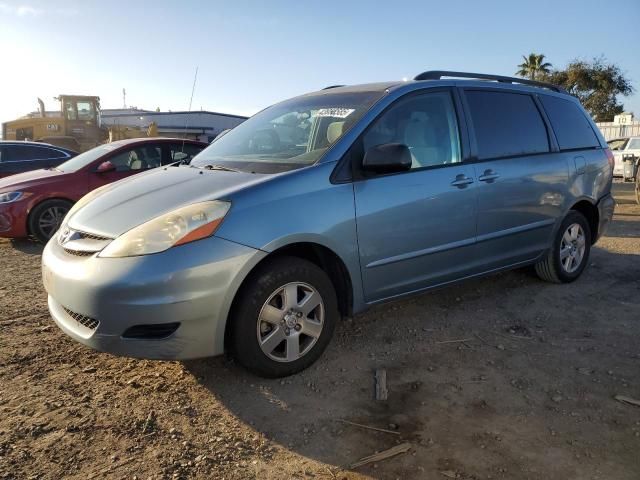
(316, 108, 355, 118)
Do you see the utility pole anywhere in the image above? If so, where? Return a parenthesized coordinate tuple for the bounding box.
(122, 88, 127, 109)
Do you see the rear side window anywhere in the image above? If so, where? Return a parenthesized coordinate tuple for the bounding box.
(539, 96, 600, 150)
(466, 91, 549, 160)
(168, 143, 204, 164)
(0, 145, 66, 161)
(41, 147, 69, 159)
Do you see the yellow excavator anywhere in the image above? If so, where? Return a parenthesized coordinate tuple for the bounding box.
(2, 95, 157, 152)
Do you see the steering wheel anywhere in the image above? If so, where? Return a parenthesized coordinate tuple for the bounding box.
(249, 129, 281, 153)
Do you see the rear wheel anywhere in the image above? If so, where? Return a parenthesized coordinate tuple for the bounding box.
(229, 256, 338, 377)
(635, 171, 640, 205)
(29, 199, 72, 243)
(535, 210, 591, 283)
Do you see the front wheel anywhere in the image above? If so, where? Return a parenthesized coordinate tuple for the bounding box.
(229, 256, 338, 377)
(28, 199, 72, 243)
(535, 210, 591, 283)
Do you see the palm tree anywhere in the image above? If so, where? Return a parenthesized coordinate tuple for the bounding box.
(516, 54, 552, 81)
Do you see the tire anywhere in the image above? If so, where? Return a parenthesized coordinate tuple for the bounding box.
(229, 256, 338, 378)
(635, 173, 640, 205)
(28, 199, 72, 243)
(535, 210, 591, 284)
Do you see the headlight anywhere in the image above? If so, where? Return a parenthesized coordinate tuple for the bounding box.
(0, 192, 28, 204)
(99, 201, 230, 258)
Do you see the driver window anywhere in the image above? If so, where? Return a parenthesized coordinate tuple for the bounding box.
(107, 150, 134, 171)
(107, 147, 160, 172)
(65, 101, 77, 120)
(363, 91, 461, 169)
(77, 101, 95, 121)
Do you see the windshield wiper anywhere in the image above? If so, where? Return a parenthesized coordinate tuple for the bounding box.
(200, 164, 244, 173)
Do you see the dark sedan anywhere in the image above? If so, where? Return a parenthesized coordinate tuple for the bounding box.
(0, 141, 77, 178)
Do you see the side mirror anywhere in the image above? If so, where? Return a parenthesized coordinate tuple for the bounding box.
(96, 160, 116, 173)
(362, 143, 412, 174)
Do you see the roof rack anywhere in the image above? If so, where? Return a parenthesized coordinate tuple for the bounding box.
(413, 70, 566, 93)
(322, 85, 345, 90)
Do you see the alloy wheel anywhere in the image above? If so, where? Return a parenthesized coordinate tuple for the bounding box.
(257, 282, 325, 363)
(559, 223, 586, 273)
(38, 206, 68, 240)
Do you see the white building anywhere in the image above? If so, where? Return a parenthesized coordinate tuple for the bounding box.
(100, 108, 248, 142)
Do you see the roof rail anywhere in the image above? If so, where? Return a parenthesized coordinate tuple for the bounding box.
(322, 85, 345, 90)
(414, 70, 566, 93)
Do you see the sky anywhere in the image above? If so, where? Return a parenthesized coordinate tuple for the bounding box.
(0, 0, 639, 125)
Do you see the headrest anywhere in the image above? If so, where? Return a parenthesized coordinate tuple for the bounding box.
(130, 159, 143, 170)
(404, 112, 436, 147)
(327, 121, 345, 144)
(404, 120, 425, 146)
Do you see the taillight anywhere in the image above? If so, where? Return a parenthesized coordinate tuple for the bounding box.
(605, 148, 615, 171)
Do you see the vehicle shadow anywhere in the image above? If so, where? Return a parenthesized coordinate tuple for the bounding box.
(612, 181, 638, 205)
(183, 243, 640, 478)
(183, 264, 517, 474)
(9, 238, 44, 255)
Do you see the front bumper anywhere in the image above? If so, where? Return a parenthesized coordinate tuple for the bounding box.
(42, 235, 266, 360)
(595, 193, 616, 242)
(0, 201, 29, 237)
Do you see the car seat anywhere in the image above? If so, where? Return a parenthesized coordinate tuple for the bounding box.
(403, 112, 446, 168)
(128, 150, 148, 170)
(326, 121, 345, 144)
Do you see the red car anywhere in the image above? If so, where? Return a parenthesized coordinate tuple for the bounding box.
(0, 138, 207, 242)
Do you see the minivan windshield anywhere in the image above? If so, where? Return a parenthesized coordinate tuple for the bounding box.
(191, 91, 384, 173)
(55, 144, 121, 173)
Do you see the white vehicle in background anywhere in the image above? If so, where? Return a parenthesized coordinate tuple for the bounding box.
(607, 136, 640, 178)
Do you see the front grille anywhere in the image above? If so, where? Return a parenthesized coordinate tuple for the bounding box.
(63, 249, 95, 257)
(63, 307, 99, 330)
(59, 228, 113, 256)
(77, 232, 110, 241)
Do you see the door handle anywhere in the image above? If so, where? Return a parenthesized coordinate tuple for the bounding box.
(450, 174, 474, 188)
(478, 169, 500, 183)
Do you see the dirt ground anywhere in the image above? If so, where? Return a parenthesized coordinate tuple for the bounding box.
(1, 182, 639, 480)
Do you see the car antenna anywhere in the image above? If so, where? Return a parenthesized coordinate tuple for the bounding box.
(181, 66, 199, 154)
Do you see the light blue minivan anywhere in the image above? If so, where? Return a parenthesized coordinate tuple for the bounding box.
(42, 71, 615, 377)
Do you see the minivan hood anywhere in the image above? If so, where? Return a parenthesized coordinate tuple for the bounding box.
(0, 168, 64, 191)
(69, 166, 271, 238)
